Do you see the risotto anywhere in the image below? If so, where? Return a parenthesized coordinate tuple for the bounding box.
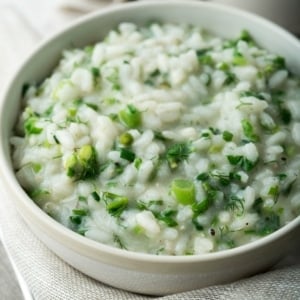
(11, 22, 300, 255)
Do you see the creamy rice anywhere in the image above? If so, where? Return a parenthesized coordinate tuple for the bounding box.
(11, 23, 300, 255)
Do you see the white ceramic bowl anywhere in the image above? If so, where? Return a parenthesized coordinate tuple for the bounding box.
(207, 0, 300, 35)
(0, 1, 300, 295)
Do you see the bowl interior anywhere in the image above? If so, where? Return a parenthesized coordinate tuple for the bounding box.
(1, 0, 300, 263)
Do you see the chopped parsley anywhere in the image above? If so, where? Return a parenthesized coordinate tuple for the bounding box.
(227, 155, 257, 172)
(254, 212, 281, 236)
(225, 195, 244, 215)
(120, 148, 136, 162)
(69, 208, 88, 225)
(222, 130, 233, 142)
(241, 119, 259, 142)
(154, 209, 178, 227)
(196, 48, 214, 65)
(91, 191, 100, 201)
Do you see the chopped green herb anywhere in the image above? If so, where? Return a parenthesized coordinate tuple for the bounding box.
(73, 98, 83, 107)
(150, 69, 161, 77)
(273, 56, 286, 70)
(53, 135, 60, 144)
(29, 189, 49, 200)
(154, 210, 178, 227)
(239, 30, 253, 43)
(268, 185, 279, 199)
(255, 212, 280, 236)
(202, 182, 218, 201)
(212, 172, 231, 186)
(78, 196, 87, 202)
(222, 130, 233, 142)
(91, 67, 100, 78)
(69, 208, 88, 225)
(225, 195, 244, 215)
(113, 234, 127, 249)
(227, 155, 257, 172)
(196, 48, 214, 65)
(218, 226, 236, 249)
(240, 90, 266, 100)
(120, 148, 136, 162)
(282, 178, 296, 196)
(69, 215, 82, 225)
(241, 119, 259, 142)
(154, 131, 168, 141)
(21, 83, 30, 97)
(276, 173, 287, 181)
(86, 103, 99, 111)
(224, 71, 236, 85)
(227, 155, 243, 166)
(72, 209, 88, 216)
(166, 142, 192, 169)
(201, 132, 211, 139)
(137, 199, 164, 210)
(91, 191, 100, 201)
(229, 172, 242, 181)
(103, 192, 128, 217)
(192, 217, 204, 231)
(280, 107, 291, 124)
(192, 198, 211, 215)
(43, 105, 54, 117)
(270, 91, 291, 124)
(241, 157, 256, 172)
(192, 181, 216, 217)
(196, 172, 210, 181)
(263, 56, 286, 76)
(253, 197, 263, 214)
(209, 127, 221, 135)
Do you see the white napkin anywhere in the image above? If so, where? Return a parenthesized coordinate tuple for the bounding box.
(0, 1, 299, 299)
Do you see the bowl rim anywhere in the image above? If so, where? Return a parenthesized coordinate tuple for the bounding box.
(0, 0, 300, 265)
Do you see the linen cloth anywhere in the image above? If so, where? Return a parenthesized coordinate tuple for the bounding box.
(0, 1, 299, 299)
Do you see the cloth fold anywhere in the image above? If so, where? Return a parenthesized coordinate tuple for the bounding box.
(0, 0, 300, 299)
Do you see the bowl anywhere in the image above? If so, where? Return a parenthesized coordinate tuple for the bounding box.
(0, 0, 300, 295)
(208, 0, 300, 35)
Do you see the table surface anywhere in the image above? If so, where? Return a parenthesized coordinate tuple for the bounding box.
(0, 1, 299, 299)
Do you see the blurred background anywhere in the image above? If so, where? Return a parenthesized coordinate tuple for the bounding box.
(0, 0, 299, 299)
